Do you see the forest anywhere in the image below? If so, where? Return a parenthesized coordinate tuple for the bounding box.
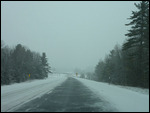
(1, 42, 51, 85)
(94, 1, 149, 88)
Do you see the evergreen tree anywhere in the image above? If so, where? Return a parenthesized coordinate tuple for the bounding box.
(122, 1, 149, 87)
(1, 46, 12, 85)
(11, 44, 26, 82)
(41, 52, 51, 78)
(24, 49, 33, 80)
(32, 52, 43, 79)
(1, 42, 52, 85)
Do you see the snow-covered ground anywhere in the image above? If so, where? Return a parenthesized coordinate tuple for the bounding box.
(1, 74, 149, 112)
(74, 77, 149, 112)
(1, 74, 67, 112)
(111, 84, 149, 95)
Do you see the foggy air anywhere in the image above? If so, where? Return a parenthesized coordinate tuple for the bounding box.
(1, 1, 149, 112)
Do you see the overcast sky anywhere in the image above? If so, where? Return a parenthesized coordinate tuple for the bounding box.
(1, 1, 140, 73)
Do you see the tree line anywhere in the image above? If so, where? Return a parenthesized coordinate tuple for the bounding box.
(95, 1, 149, 88)
(1, 42, 51, 85)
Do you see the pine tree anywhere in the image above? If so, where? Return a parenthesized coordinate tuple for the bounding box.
(122, 1, 149, 87)
(1, 46, 12, 84)
(32, 52, 43, 79)
(24, 49, 33, 80)
(1, 42, 52, 85)
(11, 44, 26, 82)
(41, 52, 51, 78)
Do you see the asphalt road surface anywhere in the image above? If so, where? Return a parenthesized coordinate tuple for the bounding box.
(15, 77, 116, 112)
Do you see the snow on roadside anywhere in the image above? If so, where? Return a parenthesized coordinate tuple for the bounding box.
(111, 84, 149, 95)
(1, 74, 67, 112)
(74, 77, 149, 112)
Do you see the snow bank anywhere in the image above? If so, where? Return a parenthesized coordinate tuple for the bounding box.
(1, 74, 67, 112)
(74, 77, 149, 112)
(111, 84, 149, 95)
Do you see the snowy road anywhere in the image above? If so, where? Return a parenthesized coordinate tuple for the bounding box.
(14, 77, 116, 112)
(1, 74, 149, 112)
(1, 74, 67, 112)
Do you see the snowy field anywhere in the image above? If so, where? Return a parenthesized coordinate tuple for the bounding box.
(1, 74, 67, 112)
(74, 77, 149, 112)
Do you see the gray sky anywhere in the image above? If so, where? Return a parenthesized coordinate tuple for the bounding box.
(1, 1, 140, 73)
